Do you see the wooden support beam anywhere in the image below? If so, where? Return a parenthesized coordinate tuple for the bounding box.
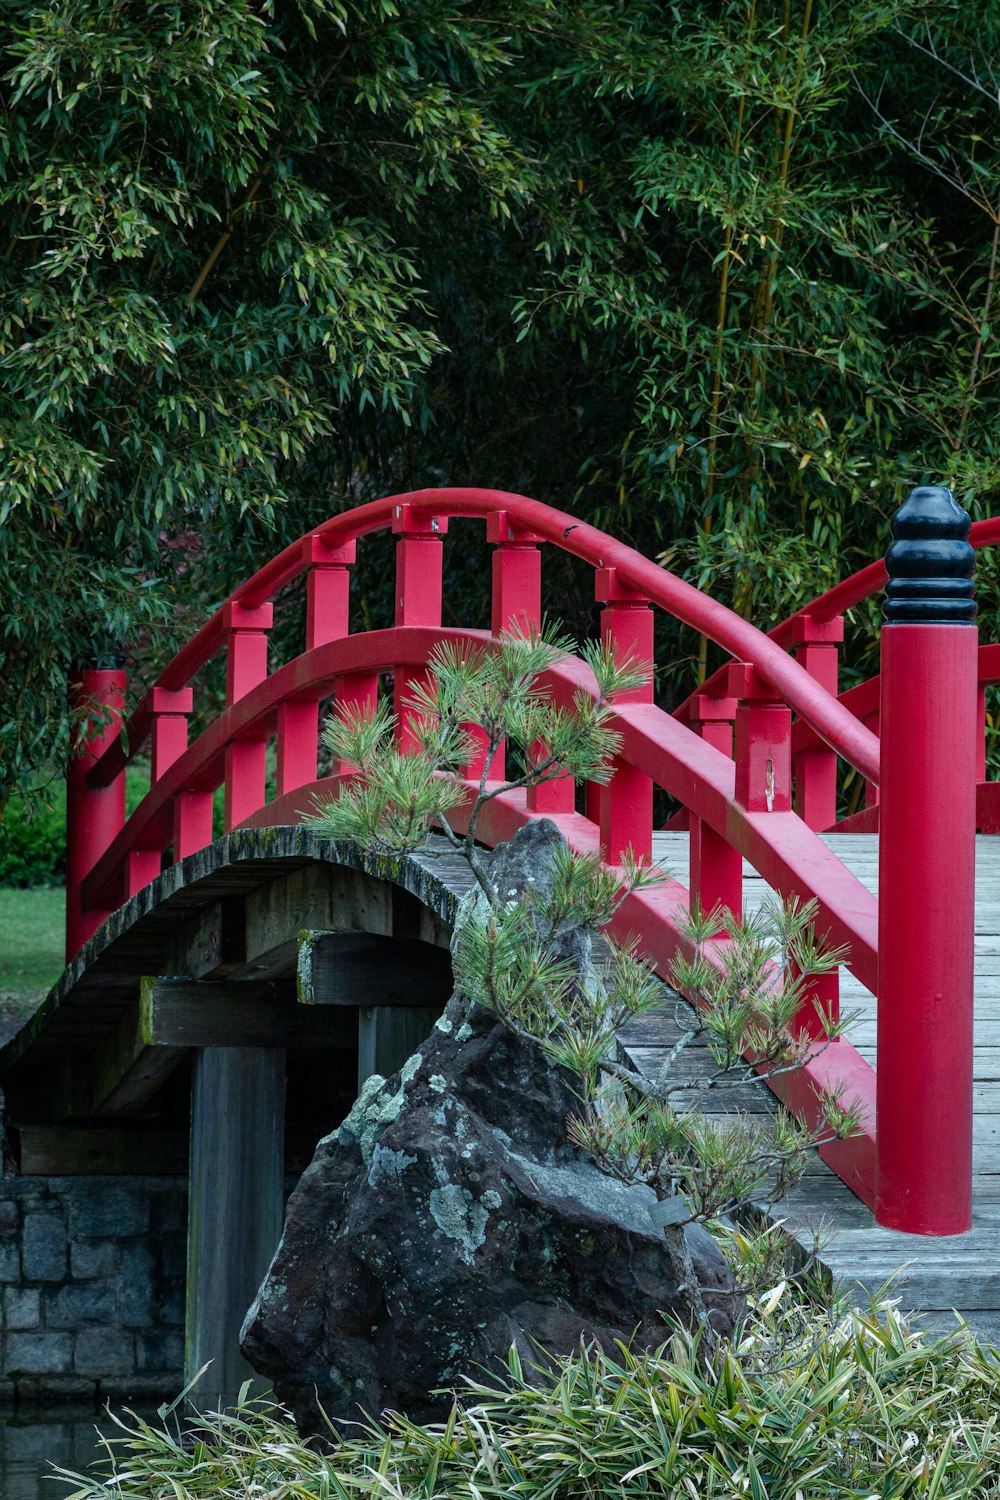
(186, 1047, 285, 1407)
(358, 1007, 441, 1090)
(13, 1124, 188, 1176)
(91, 1007, 187, 1119)
(297, 932, 453, 1007)
(140, 977, 356, 1049)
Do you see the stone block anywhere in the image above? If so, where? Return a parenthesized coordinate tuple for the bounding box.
(137, 1328, 184, 1373)
(44, 1282, 116, 1329)
(0, 1198, 18, 1234)
(69, 1184, 149, 1238)
(119, 1242, 155, 1327)
(71, 1239, 119, 1280)
(151, 1190, 188, 1234)
(3, 1286, 40, 1330)
(159, 1280, 186, 1326)
(159, 1231, 187, 1280)
(2, 1330, 73, 1376)
(22, 1210, 67, 1281)
(0, 1239, 19, 1282)
(74, 1328, 135, 1377)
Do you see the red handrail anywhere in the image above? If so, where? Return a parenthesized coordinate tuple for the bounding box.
(676, 514, 1000, 725)
(88, 488, 879, 789)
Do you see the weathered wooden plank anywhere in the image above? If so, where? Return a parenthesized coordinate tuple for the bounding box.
(243, 863, 393, 967)
(298, 932, 453, 1008)
(186, 1046, 285, 1406)
(13, 1124, 188, 1175)
(139, 977, 356, 1049)
(91, 1007, 188, 1119)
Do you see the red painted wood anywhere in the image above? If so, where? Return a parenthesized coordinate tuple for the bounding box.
(488, 510, 543, 785)
(79, 627, 877, 988)
(122, 490, 878, 791)
(597, 569, 653, 864)
(65, 667, 127, 959)
(876, 623, 978, 1234)
(793, 623, 841, 831)
(392, 506, 445, 753)
(174, 791, 215, 860)
(728, 665, 792, 815)
(277, 538, 357, 796)
(223, 602, 272, 832)
(863, 710, 880, 810)
(688, 700, 741, 929)
(788, 958, 840, 1041)
(150, 687, 193, 781)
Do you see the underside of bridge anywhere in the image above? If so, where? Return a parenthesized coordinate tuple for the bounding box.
(0, 828, 469, 1403)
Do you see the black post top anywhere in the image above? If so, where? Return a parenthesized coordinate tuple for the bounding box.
(883, 485, 976, 625)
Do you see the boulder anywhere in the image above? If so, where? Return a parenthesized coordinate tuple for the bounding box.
(241, 822, 742, 1429)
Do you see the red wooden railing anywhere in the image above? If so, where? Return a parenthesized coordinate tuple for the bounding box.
(65, 487, 981, 1236)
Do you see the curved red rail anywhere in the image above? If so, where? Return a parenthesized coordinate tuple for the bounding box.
(90, 489, 879, 789)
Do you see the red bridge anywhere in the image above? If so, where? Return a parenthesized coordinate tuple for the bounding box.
(9, 483, 996, 1393)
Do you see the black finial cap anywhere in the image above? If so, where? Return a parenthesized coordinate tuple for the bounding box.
(883, 486, 976, 624)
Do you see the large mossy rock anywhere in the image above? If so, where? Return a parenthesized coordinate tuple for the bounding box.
(241, 822, 742, 1429)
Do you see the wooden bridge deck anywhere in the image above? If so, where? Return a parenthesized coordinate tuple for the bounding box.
(627, 832, 1000, 1344)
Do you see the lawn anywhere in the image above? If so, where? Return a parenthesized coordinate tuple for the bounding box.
(0, 886, 65, 1044)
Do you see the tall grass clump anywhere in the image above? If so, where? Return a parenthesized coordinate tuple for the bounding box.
(59, 1287, 1000, 1499)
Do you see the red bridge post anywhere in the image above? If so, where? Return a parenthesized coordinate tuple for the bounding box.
(65, 654, 126, 960)
(876, 486, 978, 1234)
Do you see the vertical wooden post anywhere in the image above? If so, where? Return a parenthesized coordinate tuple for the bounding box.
(392, 504, 446, 752)
(186, 1047, 285, 1407)
(596, 568, 653, 864)
(358, 1008, 440, 1090)
(876, 485, 977, 1235)
(791, 615, 843, 831)
(728, 662, 837, 1031)
(66, 654, 126, 959)
(729, 662, 793, 815)
(482, 512, 543, 786)
(688, 693, 742, 930)
(127, 686, 195, 897)
(223, 602, 273, 831)
(277, 537, 356, 796)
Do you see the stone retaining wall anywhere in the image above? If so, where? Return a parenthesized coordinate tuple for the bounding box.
(0, 1176, 187, 1401)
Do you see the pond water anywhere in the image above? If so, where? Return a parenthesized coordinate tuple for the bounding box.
(0, 1402, 159, 1500)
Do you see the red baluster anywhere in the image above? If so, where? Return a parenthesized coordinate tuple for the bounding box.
(277, 537, 356, 795)
(66, 657, 126, 959)
(128, 685, 195, 897)
(596, 568, 653, 864)
(876, 486, 977, 1235)
(488, 511, 541, 636)
(392, 504, 446, 753)
(727, 662, 837, 1034)
(223, 601, 273, 830)
(790, 614, 843, 831)
(484, 511, 544, 786)
(977, 684, 987, 783)
(688, 692, 742, 930)
(728, 663, 792, 814)
(863, 709, 880, 810)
